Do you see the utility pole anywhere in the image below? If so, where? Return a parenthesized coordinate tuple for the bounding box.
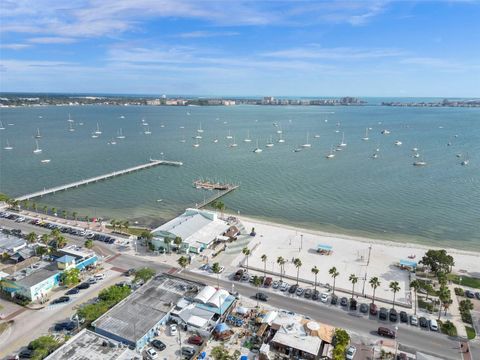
(300, 234, 303, 251)
(367, 245, 372, 266)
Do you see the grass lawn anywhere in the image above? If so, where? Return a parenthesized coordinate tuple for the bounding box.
(448, 274, 480, 289)
(105, 225, 150, 237)
(0, 322, 10, 335)
(466, 326, 476, 340)
(438, 320, 457, 336)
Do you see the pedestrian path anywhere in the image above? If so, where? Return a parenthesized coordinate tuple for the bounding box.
(449, 284, 468, 338)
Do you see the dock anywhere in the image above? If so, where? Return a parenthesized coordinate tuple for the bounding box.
(15, 159, 183, 201)
(195, 185, 239, 209)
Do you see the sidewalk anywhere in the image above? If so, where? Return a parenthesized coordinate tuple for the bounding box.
(449, 284, 468, 338)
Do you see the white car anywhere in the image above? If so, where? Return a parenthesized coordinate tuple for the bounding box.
(346, 345, 356, 360)
(94, 273, 105, 280)
(87, 277, 97, 285)
(145, 347, 158, 360)
(429, 318, 439, 331)
(410, 315, 418, 326)
(280, 282, 289, 292)
(320, 292, 329, 303)
(170, 324, 177, 336)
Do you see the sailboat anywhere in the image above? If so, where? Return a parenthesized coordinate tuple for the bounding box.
(109, 138, 117, 145)
(0, 121, 5, 130)
(94, 123, 102, 135)
(213, 137, 219, 143)
(253, 140, 263, 153)
(91, 132, 99, 138)
(4, 140, 13, 150)
(278, 133, 285, 143)
(314, 134, 320, 139)
(338, 132, 347, 147)
(68, 123, 75, 132)
(35, 128, 42, 139)
(325, 146, 335, 159)
(193, 139, 200, 148)
(302, 133, 311, 148)
(194, 134, 202, 139)
(371, 152, 378, 159)
(244, 130, 252, 143)
(265, 136, 274, 148)
(144, 127, 152, 135)
(120, 115, 125, 119)
(413, 152, 420, 158)
(67, 113, 74, 123)
(226, 130, 233, 139)
(413, 159, 427, 166)
(116, 128, 126, 139)
(394, 140, 402, 146)
(41, 159, 51, 163)
(197, 122, 204, 133)
(180, 134, 186, 143)
(381, 129, 390, 135)
(230, 136, 238, 148)
(362, 128, 369, 141)
(461, 153, 469, 166)
(33, 140, 42, 154)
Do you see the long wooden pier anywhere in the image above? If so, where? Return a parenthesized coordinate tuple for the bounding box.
(195, 185, 239, 209)
(15, 159, 183, 201)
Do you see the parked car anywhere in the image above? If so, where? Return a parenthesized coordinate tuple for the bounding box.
(187, 335, 204, 346)
(150, 340, 166, 351)
(51, 296, 70, 304)
(312, 290, 319, 300)
(340, 297, 348, 307)
(379, 307, 388, 320)
(77, 282, 90, 290)
(181, 347, 196, 358)
(429, 318, 439, 331)
(389, 308, 398, 322)
(419, 316, 428, 328)
(264, 277, 273, 287)
(345, 345, 357, 360)
(330, 294, 338, 305)
(465, 290, 475, 299)
(272, 281, 280, 289)
(370, 303, 378, 315)
(304, 289, 312, 298)
(377, 327, 396, 339)
(94, 273, 105, 280)
(280, 282, 289, 292)
(400, 311, 408, 323)
(241, 273, 250, 282)
(295, 287, 304, 296)
(349, 299, 357, 311)
(87, 277, 97, 285)
(255, 292, 268, 301)
(170, 324, 178, 336)
(125, 268, 136, 276)
(54, 321, 76, 332)
(288, 284, 298, 294)
(475, 292, 480, 300)
(359, 303, 369, 314)
(66, 288, 80, 295)
(410, 315, 418, 326)
(320, 292, 329, 303)
(18, 349, 34, 359)
(145, 347, 158, 360)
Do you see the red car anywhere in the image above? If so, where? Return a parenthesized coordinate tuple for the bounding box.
(187, 335, 204, 346)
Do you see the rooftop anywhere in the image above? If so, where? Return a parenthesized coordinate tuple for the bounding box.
(45, 329, 138, 360)
(92, 275, 201, 344)
(7, 260, 58, 287)
(0, 233, 26, 252)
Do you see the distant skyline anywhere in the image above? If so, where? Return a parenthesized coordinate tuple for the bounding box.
(1, 0, 479, 97)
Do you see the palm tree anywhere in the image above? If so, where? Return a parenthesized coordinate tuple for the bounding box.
(123, 221, 129, 232)
(32, 202, 37, 212)
(253, 275, 263, 307)
(211, 262, 221, 288)
(26, 232, 37, 243)
(410, 280, 420, 315)
(242, 247, 251, 272)
(62, 210, 67, 219)
(55, 235, 67, 249)
(21, 200, 28, 210)
(329, 267, 340, 295)
(51, 207, 57, 216)
(43, 205, 48, 215)
(84, 239, 94, 249)
(216, 201, 225, 218)
(389, 281, 401, 309)
(40, 234, 49, 245)
(72, 211, 77, 223)
(277, 256, 285, 281)
(164, 237, 172, 253)
(174, 236, 183, 252)
(110, 219, 117, 231)
(438, 286, 451, 320)
(50, 228, 61, 239)
(261, 254, 267, 280)
(369, 277, 381, 304)
(293, 258, 302, 285)
(349, 274, 358, 299)
(311, 266, 319, 293)
(177, 256, 189, 270)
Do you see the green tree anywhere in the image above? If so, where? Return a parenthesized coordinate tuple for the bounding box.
(438, 285, 451, 320)
(293, 258, 302, 285)
(277, 256, 285, 281)
(177, 256, 189, 270)
(28, 335, 60, 360)
(84, 239, 94, 249)
(98, 285, 131, 305)
(72, 211, 77, 222)
(349, 274, 358, 299)
(21, 200, 28, 210)
(410, 280, 420, 315)
(211, 345, 233, 360)
(60, 268, 80, 287)
(134, 267, 156, 283)
(62, 209, 67, 219)
(122, 220, 129, 231)
(261, 254, 267, 280)
(311, 266, 319, 293)
(55, 235, 67, 249)
(174, 236, 183, 251)
(253, 275, 263, 307)
(332, 328, 350, 360)
(420, 249, 455, 276)
(164, 237, 172, 253)
(140, 230, 153, 240)
(242, 247, 251, 272)
(51, 207, 56, 216)
(26, 232, 37, 243)
(0, 192, 10, 202)
(369, 276, 381, 304)
(42, 205, 48, 214)
(329, 266, 340, 295)
(389, 281, 401, 309)
(36, 246, 49, 256)
(32, 202, 37, 212)
(212, 262, 221, 288)
(40, 234, 49, 245)
(110, 219, 117, 231)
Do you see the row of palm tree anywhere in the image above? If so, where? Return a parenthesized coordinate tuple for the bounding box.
(110, 219, 130, 232)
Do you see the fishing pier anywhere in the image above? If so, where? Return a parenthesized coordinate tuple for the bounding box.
(193, 180, 239, 208)
(15, 159, 183, 201)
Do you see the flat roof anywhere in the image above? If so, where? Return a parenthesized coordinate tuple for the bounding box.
(271, 332, 321, 356)
(92, 275, 201, 344)
(0, 234, 26, 251)
(45, 329, 138, 360)
(9, 261, 58, 288)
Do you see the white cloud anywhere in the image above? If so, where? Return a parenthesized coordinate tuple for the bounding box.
(175, 31, 239, 39)
(262, 46, 406, 60)
(0, 43, 31, 50)
(28, 37, 77, 44)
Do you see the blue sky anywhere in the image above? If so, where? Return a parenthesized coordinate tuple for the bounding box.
(1, 0, 479, 97)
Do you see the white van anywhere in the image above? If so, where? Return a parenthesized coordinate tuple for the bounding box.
(429, 318, 438, 331)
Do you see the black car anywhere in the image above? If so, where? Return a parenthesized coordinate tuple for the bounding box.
(125, 268, 136, 276)
(304, 289, 312, 299)
(389, 309, 398, 322)
(359, 303, 369, 313)
(340, 297, 348, 307)
(288, 285, 298, 294)
(66, 288, 80, 295)
(379, 307, 388, 320)
(475, 292, 480, 300)
(255, 292, 268, 301)
(18, 349, 34, 359)
(76, 282, 90, 290)
(54, 321, 76, 332)
(465, 290, 475, 299)
(349, 298, 357, 310)
(312, 290, 319, 300)
(419, 316, 428, 328)
(400, 311, 408, 323)
(151, 339, 166, 351)
(330, 294, 338, 305)
(51, 296, 70, 304)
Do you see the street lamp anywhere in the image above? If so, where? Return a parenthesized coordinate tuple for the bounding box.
(394, 326, 399, 359)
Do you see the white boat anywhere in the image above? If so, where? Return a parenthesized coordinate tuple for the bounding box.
(68, 123, 75, 132)
(253, 140, 263, 153)
(381, 129, 390, 135)
(120, 115, 125, 119)
(197, 122, 204, 133)
(91, 132, 98, 138)
(338, 132, 347, 147)
(33, 140, 42, 154)
(226, 130, 233, 139)
(109, 138, 117, 145)
(144, 127, 152, 135)
(394, 140, 402, 146)
(293, 147, 302, 153)
(180, 134, 186, 143)
(230, 136, 238, 148)
(160, 124, 165, 128)
(278, 133, 285, 143)
(372, 152, 378, 159)
(4, 140, 13, 150)
(456, 153, 462, 158)
(413, 161, 427, 166)
(244, 130, 252, 143)
(35, 128, 42, 139)
(94, 123, 102, 135)
(314, 134, 320, 139)
(362, 128, 369, 141)
(78, 122, 84, 126)
(0, 121, 5, 130)
(326, 147, 335, 159)
(179, 126, 185, 129)
(67, 113, 74, 122)
(461, 153, 469, 166)
(41, 159, 51, 163)
(412, 147, 418, 152)
(193, 139, 200, 148)
(413, 153, 420, 158)
(302, 133, 311, 148)
(213, 138, 219, 143)
(116, 128, 126, 139)
(447, 141, 452, 146)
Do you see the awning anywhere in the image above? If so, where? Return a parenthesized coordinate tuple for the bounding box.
(257, 323, 269, 337)
(236, 306, 248, 315)
(317, 244, 332, 251)
(400, 259, 417, 268)
(214, 323, 230, 333)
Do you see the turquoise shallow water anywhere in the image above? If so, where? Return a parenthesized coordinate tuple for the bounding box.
(0, 104, 479, 250)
